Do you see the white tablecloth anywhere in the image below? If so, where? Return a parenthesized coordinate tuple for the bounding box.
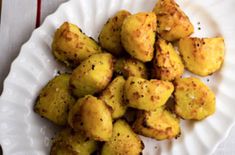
(0, 0, 234, 154)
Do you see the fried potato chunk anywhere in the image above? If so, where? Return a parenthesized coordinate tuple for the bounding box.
(124, 76, 174, 111)
(52, 22, 102, 67)
(174, 77, 215, 120)
(70, 53, 113, 98)
(154, 39, 184, 81)
(121, 12, 157, 62)
(68, 95, 113, 141)
(114, 58, 148, 79)
(101, 120, 144, 155)
(50, 128, 97, 155)
(179, 37, 225, 76)
(99, 10, 131, 56)
(100, 76, 127, 119)
(133, 107, 180, 140)
(34, 74, 75, 125)
(153, 0, 194, 41)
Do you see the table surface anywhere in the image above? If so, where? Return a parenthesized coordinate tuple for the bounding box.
(0, 0, 234, 154)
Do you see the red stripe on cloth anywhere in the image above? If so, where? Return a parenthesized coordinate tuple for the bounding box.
(35, 0, 41, 28)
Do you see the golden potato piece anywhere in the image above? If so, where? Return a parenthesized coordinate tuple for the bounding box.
(124, 76, 174, 111)
(153, 0, 194, 41)
(179, 37, 225, 76)
(52, 22, 102, 67)
(68, 97, 85, 132)
(99, 10, 131, 56)
(68, 95, 113, 141)
(101, 120, 144, 155)
(114, 58, 148, 79)
(133, 107, 180, 140)
(174, 77, 215, 120)
(121, 12, 157, 62)
(100, 76, 127, 119)
(34, 74, 75, 125)
(50, 128, 97, 155)
(154, 39, 184, 81)
(70, 53, 113, 98)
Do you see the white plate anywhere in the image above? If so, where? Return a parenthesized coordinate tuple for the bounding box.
(0, 0, 235, 154)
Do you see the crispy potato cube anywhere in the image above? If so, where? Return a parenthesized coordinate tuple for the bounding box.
(70, 53, 113, 98)
(179, 37, 225, 76)
(34, 74, 75, 125)
(68, 97, 84, 132)
(99, 76, 127, 119)
(153, 0, 194, 41)
(154, 39, 184, 81)
(99, 10, 131, 56)
(52, 22, 102, 67)
(121, 12, 157, 62)
(114, 58, 148, 79)
(68, 95, 113, 141)
(133, 107, 180, 140)
(124, 76, 174, 111)
(174, 77, 215, 120)
(50, 128, 97, 155)
(101, 120, 144, 155)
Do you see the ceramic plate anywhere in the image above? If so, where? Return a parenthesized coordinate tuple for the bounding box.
(1, 0, 235, 154)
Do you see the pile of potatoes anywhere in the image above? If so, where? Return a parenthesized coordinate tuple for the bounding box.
(34, 0, 225, 154)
